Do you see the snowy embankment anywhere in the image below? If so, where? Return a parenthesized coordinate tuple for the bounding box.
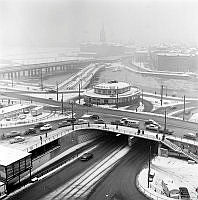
(137, 156, 198, 200)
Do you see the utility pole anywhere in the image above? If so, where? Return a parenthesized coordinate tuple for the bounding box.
(142, 89, 143, 105)
(61, 92, 64, 114)
(40, 68, 43, 90)
(116, 87, 119, 109)
(160, 85, 163, 106)
(56, 81, 59, 101)
(183, 95, 186, 121)
(165, 85, 167, 97)
(148, 145, 151, 188)
(78, 83, 81, 105)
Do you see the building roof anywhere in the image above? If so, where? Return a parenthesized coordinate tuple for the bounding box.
(0, 145, 31, 166)
(94, 81, 130, 90)
(0, 104, 32, 115)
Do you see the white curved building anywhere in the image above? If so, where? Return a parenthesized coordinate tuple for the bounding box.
(84, 80, 141, 105)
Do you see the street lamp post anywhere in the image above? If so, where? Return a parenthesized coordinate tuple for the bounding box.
(56, 82, 59, 101)
(70, 101, 74, 130)
(78, 83, 81, 105)
(116, 87, 119, 109)
(142, 89, 144, 105)
(160, 85, 163, 106)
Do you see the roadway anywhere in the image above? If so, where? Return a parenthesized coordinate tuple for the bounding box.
(7, 135, 128, 200)
(88, 139, 155, 200)
(1, 91, 198, 137)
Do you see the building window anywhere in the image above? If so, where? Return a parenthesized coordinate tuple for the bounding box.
(104, 99, 108, 104)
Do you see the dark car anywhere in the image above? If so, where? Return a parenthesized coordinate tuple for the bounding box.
(34, 122, 45, 129)
(83, 102, 92, 107)
(90, 114, 100, 120)
(80, 153, 93, 161)
(24, 128, 37, 135)
(66, 117, 77, 123)
(159, 128, 174, 135)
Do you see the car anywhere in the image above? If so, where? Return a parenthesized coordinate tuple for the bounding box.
(5, 118, 11, 121)
(146, 124, 159, 131)
(23, 110, 30, 114)
(89, 114, 100, 120)
(5, 131, 21, 138)
(83, 102, 92, 107)
(40, 124, 52, 131)
(66, 117, 77, 123)
(111, 120, 124, 126)
(47, 89, 56, 93)
(58, 121, 71, 128)
(10, 136, 25, 144)
(94, 119, 105, 124)
(80, 153, 93, 161)
(126, 120, 140, 128)
(145, 119, 161, 127)
(120, 118, 128, 123)
(19, 114, 26, 120)
(159, 128, 174, 135)
(34, 122, 46, 129)
(24, 128, 37, 135)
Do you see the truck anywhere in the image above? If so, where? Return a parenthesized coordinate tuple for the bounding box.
(31, 106, 43, 117)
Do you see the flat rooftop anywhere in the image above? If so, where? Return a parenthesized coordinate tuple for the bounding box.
(94, 82, 130, 90)
(0, 145, 31, 166)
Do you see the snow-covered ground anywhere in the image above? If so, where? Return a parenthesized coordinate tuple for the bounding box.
(138, 156, 198, 200)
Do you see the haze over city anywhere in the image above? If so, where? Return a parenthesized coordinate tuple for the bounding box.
(0, 0, 198, 49)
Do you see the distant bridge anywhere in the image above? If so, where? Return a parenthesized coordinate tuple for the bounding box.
(0, 56, 123, 80)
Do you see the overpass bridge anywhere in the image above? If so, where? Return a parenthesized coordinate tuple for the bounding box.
(25, 123, 198, 163)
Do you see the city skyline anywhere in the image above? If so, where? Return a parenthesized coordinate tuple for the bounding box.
(0, 0, 198, 49)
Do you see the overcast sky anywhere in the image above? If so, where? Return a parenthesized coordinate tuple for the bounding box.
(0, 0, 198, 48)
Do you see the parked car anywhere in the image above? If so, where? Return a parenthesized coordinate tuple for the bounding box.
(146, 124, 159, 131)
(120, 117, 128, 123)
(5, 131, 21, 138)
(10, 136, 25, 144)
(34, 122, 45, 129)
(80, 153, 93, 161)
(94, 119, 105, 124)
(40, 124, 52, 131)
(159, 128, 174, 135)
(58, 121, 71, 128)
(24, 128, 37, 135)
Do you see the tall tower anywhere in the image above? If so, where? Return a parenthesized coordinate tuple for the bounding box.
(100, 24, 106, 43)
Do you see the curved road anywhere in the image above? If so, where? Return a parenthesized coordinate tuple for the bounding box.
(88, 139, 154, 200)
(7, 135, 127, 200)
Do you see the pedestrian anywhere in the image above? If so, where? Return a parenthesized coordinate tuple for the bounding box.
(45, 132, 47, 138)
(40, 136, 42, 145)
